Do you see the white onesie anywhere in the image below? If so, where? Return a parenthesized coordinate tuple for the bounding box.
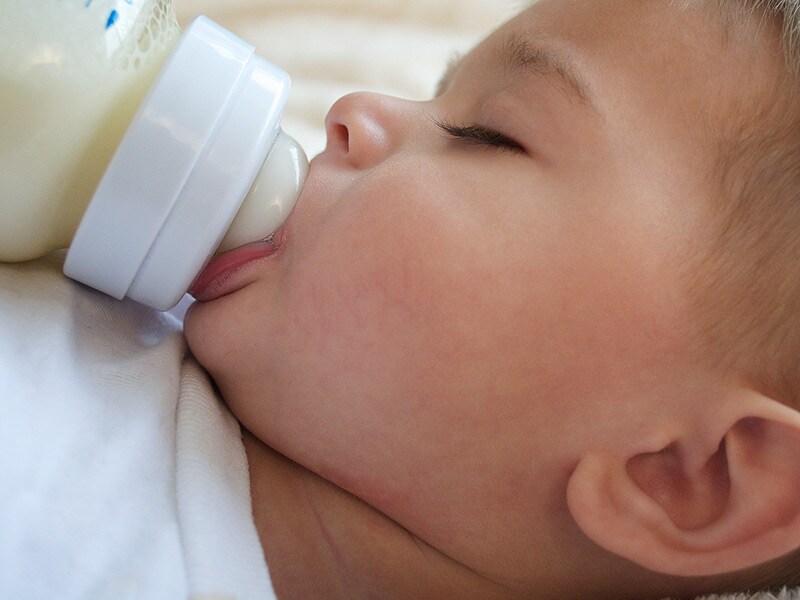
(0, 253, 276, 600)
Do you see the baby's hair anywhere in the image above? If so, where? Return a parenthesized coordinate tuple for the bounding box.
(676, 0, 800, 593)
(743, 1, 800, 75)
(685, 0, 800, 412)
(698, 1, 800, 73)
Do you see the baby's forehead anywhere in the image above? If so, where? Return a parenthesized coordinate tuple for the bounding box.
(449, 0, 792, 215)
(509, 0, 782, 69)
(498, 1, 786, 125)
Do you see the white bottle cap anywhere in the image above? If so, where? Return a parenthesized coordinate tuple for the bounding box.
(64, 16, 306, 310)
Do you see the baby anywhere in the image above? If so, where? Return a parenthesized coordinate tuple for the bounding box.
(183, 0, 800, 598)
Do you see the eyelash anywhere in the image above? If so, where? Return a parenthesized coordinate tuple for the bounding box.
(434, 119, 526, 154)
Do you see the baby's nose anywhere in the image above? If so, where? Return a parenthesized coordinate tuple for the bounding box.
(324, 92, 404, 168)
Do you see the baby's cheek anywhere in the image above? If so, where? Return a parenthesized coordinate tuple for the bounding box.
(271, 206, 474, 391)
(333, 205, 482, 345)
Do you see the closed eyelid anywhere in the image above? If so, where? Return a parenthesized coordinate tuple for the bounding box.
(433, 118, 526, 154)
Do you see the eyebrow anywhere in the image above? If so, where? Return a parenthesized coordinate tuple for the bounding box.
(504, 34, 597, 110)
(436, 34, 599, 115)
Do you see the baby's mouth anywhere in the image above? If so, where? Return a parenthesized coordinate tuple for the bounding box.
(187, 156, 317, 301)
(187, 235, 279, 302)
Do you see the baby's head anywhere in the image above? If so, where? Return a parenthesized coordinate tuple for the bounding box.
(185, 0, 800, 597)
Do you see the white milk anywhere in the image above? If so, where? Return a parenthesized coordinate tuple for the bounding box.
(0, 0, 181, 261)
(0, 1, 306, 309)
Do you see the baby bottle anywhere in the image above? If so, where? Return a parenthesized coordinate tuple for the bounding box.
(0, 0, 307, 310)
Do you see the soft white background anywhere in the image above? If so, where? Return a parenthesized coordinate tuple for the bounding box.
(175, 0, 519, 156)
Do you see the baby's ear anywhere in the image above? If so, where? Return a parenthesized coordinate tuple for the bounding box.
(566, 389, 800, 577)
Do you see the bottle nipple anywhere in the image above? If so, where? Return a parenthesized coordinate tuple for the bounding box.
(217, 130, 308, 254)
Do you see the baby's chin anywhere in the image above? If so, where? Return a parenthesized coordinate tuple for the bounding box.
(184, 311, 265, 425)
(183, 299, 228, 379)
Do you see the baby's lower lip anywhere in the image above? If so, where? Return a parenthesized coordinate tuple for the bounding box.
(188, 239, 277, 301)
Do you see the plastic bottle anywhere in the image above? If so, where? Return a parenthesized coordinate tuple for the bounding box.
(0, 0, 307, 310)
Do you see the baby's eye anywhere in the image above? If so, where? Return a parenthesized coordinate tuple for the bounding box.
(434, 119, 525, 154)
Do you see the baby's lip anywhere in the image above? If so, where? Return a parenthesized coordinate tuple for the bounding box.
(187, 159, 312, 302)
(188, 238, 278, 302)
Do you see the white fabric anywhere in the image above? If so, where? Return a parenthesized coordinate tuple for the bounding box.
(0, 254, 274, 600)
(174, 0, 519, 158)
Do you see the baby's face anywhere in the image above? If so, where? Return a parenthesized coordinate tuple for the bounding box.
(186, 0, 775, 581)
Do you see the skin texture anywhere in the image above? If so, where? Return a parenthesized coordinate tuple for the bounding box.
(185, 1, 800, 598)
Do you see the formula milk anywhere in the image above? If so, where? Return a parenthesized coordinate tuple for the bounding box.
(0, 0, 306, 309)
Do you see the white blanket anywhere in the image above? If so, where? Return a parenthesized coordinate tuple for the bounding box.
(174, 0, 517, 158)
(0, 254, 273, 599)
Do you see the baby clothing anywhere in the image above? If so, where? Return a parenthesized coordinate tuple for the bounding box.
(0, 254, 276, 600)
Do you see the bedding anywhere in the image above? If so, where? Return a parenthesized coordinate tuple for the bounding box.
(0, 253, 273, 599)
(174, 0, 517, 158)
